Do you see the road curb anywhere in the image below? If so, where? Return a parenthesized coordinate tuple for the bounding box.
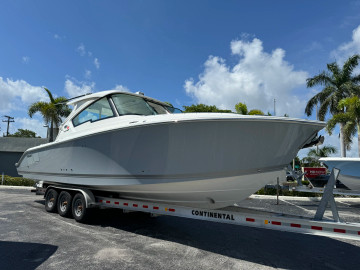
(250, 194, 360, 202)
(0, 185, 34, 190)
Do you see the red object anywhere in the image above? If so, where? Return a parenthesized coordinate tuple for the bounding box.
(303, 167, 326, 179)
(272, 221, 281, 226)
(246, 218, 255, 222)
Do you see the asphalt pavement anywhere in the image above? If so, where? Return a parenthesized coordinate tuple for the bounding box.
(1, 187, 360, 270)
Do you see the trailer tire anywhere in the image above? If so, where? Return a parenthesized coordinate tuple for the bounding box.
(57, 191, 73, 217)
(72, 193, 90, 222)
(45, 189, 58, 213)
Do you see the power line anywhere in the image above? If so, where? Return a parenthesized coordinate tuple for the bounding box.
(2, 115, 14, 137)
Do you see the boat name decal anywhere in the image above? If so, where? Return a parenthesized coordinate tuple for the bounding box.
(191, 210, 235, 221)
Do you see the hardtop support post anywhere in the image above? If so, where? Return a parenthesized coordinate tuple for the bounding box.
(314, 168, 341, 222)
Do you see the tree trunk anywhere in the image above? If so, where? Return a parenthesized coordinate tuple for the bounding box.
(340, 122, 346, 157)
(49, 120, 54, 142)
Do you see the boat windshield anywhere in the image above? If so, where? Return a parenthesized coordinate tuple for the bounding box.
(111, 94, 180, 115)
(112, 94, 157, 115)
(165, 106, 182, 114)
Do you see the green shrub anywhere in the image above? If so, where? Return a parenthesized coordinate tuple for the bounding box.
(255, 187, 322, 197)
(302, 180, 310, 185)
(1, 175, 35, 186)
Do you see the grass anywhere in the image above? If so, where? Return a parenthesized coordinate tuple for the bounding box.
(0, 175, 35, 187)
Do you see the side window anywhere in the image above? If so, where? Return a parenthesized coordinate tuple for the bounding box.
(73, 97, 114, 126)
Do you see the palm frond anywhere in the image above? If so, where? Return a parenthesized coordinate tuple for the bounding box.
(342, 54, 360, 79)
(327, 62, 340, 78)
(325, 113, 350, 135)
(343, 120, 356, 149)
(319, 145, 337, 156)
(318, 97, 331, 121)
(44, 88, 55, 103)
(306, 72, 333, 88)
(351, 74, 360, 84)
(28, 101, 47, 118)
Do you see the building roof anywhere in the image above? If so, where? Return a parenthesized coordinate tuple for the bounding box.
(0, 137, 49, 152)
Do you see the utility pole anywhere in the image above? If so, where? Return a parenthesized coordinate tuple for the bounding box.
(2, 115, 14, 137)
(274, 98, 276, 116)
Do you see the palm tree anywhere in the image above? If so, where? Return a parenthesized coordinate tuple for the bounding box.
(305, 54, 360, 157)
(302, 145, 337, 167)
(327, 96, 360, 157)
(28, 88, 71, 142)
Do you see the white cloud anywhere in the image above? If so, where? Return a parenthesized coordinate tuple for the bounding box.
(331, 25, 360, 63)
(64, 77, 95, 97)
(94, 58, 100, 69)
(303, 41, 323, 53)
(0, 77, 48, 113)
(113, 84, 130, 92)
(77, 43, 86, 56)
(76, 43, 100, 69)
(184, 38, 308, 116)
(13, 117, 47, 138)
(22, 56, 30, 63)
(84, 70, 92, 79)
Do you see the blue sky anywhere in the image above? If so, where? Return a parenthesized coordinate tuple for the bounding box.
(1, 1, 360, 157)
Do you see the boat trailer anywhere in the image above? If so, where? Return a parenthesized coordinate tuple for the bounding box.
(36, 168, 360, 241)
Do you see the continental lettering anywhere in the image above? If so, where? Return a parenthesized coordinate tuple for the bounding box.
(191, 210, 235, 221)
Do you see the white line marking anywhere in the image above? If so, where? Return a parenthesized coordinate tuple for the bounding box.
(337, 201, 351, 206)
(280, 199, 315, 215)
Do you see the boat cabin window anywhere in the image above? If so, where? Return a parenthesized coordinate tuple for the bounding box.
(111, 94, 157, 116)
(165, 106, 182, 114)
(72, 97, 114, 126)
(146, 101, 169, 114)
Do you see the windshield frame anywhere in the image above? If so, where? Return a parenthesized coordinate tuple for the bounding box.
(70, 93, 183, 127)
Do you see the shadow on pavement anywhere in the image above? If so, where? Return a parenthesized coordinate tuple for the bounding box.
(34, 200, 45, 206)
(0, 241, 57, 270)
(86, 208, 360, 270)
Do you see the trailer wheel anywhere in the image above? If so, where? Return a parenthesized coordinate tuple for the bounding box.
(45, 189, 58, 213)
(57, 191, 73, 217)
(72, 193, 89, 222)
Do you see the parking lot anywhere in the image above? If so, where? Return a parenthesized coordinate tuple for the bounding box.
(1, 186, 360, 270)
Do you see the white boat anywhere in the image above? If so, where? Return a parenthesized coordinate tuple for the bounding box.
(319, 157, 360, 191)
(16, 90, 325, 209)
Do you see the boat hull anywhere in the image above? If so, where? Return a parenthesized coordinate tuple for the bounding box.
(17, 116, 324, 208)
(320, 158, 360, 192)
